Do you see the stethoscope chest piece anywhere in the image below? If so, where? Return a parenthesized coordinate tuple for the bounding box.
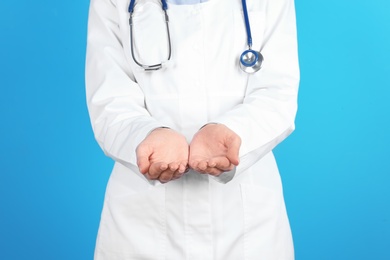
(239, 49, 263, 73)
(128, 0, 264, 74)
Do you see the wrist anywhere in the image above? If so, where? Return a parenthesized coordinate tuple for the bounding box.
(199, 122, 218, 130)
(148, 126, 171, 136)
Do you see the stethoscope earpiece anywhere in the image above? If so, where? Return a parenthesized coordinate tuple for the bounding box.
(240, 49, 263, 73)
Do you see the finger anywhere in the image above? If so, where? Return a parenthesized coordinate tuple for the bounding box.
(209, 157, 231, 171)
(207, 160, 217, 168)
(218, 163, 235, 172)
(136, 145, 152, 174)
(168, 162, 180, 172)
(197, 160, 209, 172)
(159, 163, 169, 171)
(191, 160, 208, 173)
(177, 162, 188, 174)
(172, 171, 184, 180)
(137, 154, 151, 175)
(188, 160, 198, 171)
(166, 163, 184, 180)
(159, 170, 174, 183)
(189, 159, 209, 173)
(189, 160, 199, 172)
(204, 167, 224, 176)
(148, 162, 168, 179)
(226, 136, 241, 166)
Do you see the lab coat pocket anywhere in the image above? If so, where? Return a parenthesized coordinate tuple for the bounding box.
(97, 186, 167, 258)
(240, 183, 293, 259)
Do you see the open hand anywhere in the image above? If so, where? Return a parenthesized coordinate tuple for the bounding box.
(189, 124, 241, 176)
(136, 128, 189, 183)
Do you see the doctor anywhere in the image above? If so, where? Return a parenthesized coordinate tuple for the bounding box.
(86, 0, 299, 259)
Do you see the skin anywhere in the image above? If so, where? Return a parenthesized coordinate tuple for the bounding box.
(136, 128, 189, 183)
(189, 124, 241, 176)
(136, 124, 241, 183)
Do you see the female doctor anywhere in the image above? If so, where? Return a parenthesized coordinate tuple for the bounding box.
(85, 0, 299, 259)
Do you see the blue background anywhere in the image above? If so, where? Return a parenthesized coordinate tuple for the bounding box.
(0, 0, 389, 259)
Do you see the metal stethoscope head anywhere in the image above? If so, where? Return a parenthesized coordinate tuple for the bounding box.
(128, 0, 263, 73)
(239, 0, 263, 73)
(240, 48, 263, 74)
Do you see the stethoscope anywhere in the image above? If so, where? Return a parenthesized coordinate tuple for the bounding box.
(128, 0, 263, 73)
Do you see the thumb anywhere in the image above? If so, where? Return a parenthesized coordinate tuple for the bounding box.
(225, 135, 241, 166)
(136, 145, 152, 174)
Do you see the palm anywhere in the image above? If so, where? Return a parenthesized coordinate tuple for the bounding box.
(137, 128, 189, 183)
(189, 124, 241, 176)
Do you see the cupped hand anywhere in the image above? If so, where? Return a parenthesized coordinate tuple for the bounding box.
(189, 124, 241, 176)
(136, 128, 189, 183)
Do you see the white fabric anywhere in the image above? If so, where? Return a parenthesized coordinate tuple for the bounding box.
(86, 0, 300, 259)
(168, 0, 208, 5)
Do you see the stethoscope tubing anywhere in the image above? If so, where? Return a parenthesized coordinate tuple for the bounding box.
(128, 0, 262, 73)
(128, 0, 167, 12)
(242, 0, 253, 48)
(128, 0, 172, 71)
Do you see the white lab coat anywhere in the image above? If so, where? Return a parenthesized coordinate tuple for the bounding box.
(86, 0, 299, 259)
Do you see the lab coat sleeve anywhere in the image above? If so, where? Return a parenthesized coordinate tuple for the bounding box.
(85, 0, 165, 185)
(210, 0, 300, 183)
